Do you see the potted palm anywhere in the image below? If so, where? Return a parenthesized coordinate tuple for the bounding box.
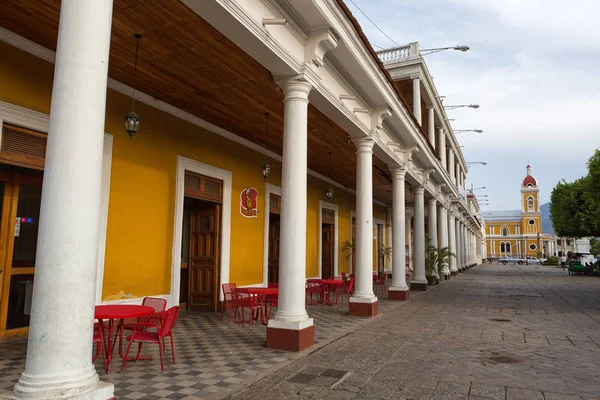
(425, 237, 455, 285)
(342, 239, 355, 274)
(378, 244, 392, 275)
(425, 237, 439, 285)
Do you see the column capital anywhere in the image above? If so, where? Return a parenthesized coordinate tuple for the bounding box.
(427, 197, 437, 206)
(414, 185, 425, 195)
(410, 75, 420, 81)
(352, 137, 375, 153)
(391, 167, 407, 180)
(275, 76, 313, 102)
(426, 105, 434, 110)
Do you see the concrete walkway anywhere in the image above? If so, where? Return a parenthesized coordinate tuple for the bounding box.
(229, 264, 600, 400)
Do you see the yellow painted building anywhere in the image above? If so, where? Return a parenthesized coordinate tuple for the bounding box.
(482, 165, 544, 258)
(0, 41, 390, 339)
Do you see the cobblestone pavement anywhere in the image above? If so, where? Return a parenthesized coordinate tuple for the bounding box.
(229, 264, 600, 400)
(0, 287, 400, 399)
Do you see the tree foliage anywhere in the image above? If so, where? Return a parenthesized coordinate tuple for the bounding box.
(550, 149, 600, 237)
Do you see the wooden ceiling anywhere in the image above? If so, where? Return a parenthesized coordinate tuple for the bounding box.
(0, 0, 393, 202)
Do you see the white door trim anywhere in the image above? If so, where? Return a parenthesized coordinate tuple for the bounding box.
(0, 100, 113, 305)
(171, 155, 232, 306)
(262, 183, 281, 287)
(318, 200, 339, 278)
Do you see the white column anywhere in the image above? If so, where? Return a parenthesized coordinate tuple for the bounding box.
(456, 219, 463, 270)
(411, 186, 427, 289)
(412, 76, 422, 124)
(427, 106, 435, 149)
(13, 1, 115, 398)
(438, 205, 449, 277)
(439, 127, 446, 168)
(407, 210, 413, 273)
(448, 210, 458, 274)
(268, 78, 313, 341)
(449, 151, 455, 185)
(462, 223, 468, 268)
(350, 138, 377, 308)
(385, 206, 393, 272)
(427, 198, 438, 278)
(389, 168, 409, 298)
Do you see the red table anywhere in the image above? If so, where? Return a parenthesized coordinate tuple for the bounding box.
(95, 304, 154, 373)
(236, 287, 278, 325)
(306, 279, 345, 305)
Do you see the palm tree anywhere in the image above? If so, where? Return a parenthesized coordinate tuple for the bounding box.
(425, 237, 455, 284)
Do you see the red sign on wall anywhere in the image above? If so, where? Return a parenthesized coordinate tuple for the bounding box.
(240, 187, 258, 218)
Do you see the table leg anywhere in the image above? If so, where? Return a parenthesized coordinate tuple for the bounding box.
(106, 319, 114, 373)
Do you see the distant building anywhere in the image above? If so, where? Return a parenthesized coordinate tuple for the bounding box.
(482, 165, 556, 258)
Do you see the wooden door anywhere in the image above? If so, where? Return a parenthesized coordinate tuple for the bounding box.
(321, 224, 334, 278)
(0, 173, 43, 339)
(188, 203, 220, 312)
(377, 224, 384, 274)
(268, 214, 280, 284)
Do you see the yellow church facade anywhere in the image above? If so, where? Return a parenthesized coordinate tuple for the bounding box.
(483, 165, 546, 258)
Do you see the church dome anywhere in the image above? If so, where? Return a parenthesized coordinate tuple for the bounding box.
(522, 164, 537, 187)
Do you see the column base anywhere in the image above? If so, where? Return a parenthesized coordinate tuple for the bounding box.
(451, 270, 458, 276)
(443, 274, 449, 281)
(410, 281, 428, 291)
(349, 297, 378, 317)
(7, 381, 114, 400)
(388, 289, 410, 301)
(266, 319, 314, 352)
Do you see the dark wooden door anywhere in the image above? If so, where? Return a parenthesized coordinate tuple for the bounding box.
(189, 203, 220, 312)
(377, 224, 384, 274)
(268, 214, 280, 284)
(322, 224, 334, 278)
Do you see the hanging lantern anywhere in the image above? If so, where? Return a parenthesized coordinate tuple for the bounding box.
(124, 33, 142, 141)
(326, 151, 333, 199)
(326, 187, 333, 200)
(124, 111, 140, 137)
(262, 112, 270, 181)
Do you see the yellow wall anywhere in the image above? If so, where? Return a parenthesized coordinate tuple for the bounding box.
(522, 191, 539, 212)
(1, 42, 391, 300)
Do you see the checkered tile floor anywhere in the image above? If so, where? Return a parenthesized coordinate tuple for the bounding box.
(0, 289, 399, 399)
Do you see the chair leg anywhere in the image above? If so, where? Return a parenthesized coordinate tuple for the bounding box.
(158, 340, 165, 374)
(135, 342, 144, 361)
(170, 334, 176, 363)
(92, 342, 101, 362)
(100, 338, 107, 371)
(120, 337, 134, 372)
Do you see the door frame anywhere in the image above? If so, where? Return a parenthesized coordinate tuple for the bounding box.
(0, 101, 112, 308)
(262, 183, 281, 287)
(171, 155, 232, 305)
(318, 201, 338, 278)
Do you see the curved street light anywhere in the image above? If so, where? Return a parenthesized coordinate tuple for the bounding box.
(420, 45, 470, 55)
(466, 161, 487, 166)
(454, 129, 483, 133)
(472, 186, 486, 190)
(444, 104, 480, 110)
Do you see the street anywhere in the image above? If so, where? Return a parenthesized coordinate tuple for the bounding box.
(230, 263, 600, 400)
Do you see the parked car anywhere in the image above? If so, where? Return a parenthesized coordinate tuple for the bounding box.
(526, 257, 541, 265)
(499, 256, 525, 265)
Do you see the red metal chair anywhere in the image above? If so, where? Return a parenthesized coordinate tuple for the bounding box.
(305, 282, 323, 305)
(374, 273, 387, 296)
(92, 322, 107, 369)
(221, 283, 237, 323)
(266, 282, 278, 314)
(120, 306, 179, 374)
(119, 297, 167, 352)
(335, 276, 354, 303)
(346, 278, 355, 302)
(341, 272, 348, 284)
(233, 291, 263, 325)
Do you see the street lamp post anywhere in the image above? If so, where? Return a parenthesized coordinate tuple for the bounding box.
(420, 45, 470, 55)
(454, 129, 483, 133)
(466, 161, 487, 166)
(444, 104, 480, 110)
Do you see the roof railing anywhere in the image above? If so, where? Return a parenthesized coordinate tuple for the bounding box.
(376, 42, 420, 64)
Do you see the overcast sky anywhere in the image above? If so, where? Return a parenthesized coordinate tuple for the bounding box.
(348, 0, 600, 211)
